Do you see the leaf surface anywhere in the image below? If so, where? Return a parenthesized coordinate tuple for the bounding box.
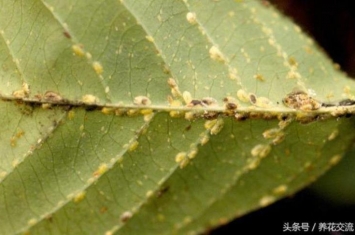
(1, 0, 355, 234)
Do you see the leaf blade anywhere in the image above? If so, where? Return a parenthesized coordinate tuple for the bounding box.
(1, 0, 355, 235)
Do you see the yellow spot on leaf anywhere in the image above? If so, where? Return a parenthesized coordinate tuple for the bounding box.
(9, 137, 17, 147)
(13, 83, 30, 98)
(179, 158, 190, 169)
(128, 140, 139, 152)
(27, 218, 38, 226)
(101, 107, 115, 115)
(143, 112, 154, 122)
(200, 133, 210, 145)
(254, 74, 265, 81)
(145, 35, 154, 42)
(93, 163, 108, 177)
(247, 158, 261, 170)
(328, 129, 339, 141)
(255, 96, 273, 108)
(82, 94, 99, 104)
(73, 191, 86, 203)
(187, 148, 198, 159)
(86, 52, 92, 59)
(273, 185, 288, 195)
(134, 96, 151, 106)
(329, 154, 342, 166)
(0, 171, 7, 179)
(175, 152, 187, 163)
(167, 78, 177, 88)
(186, 12, 197, 24)
(204, 119, 217, 130)
(210, 119, 224, 135)
(288, 56, 298, 67)
(170, 110, 183, 118)
(183, 91, 192, 105)
(92, 61, 103, 75)
(272, 134, 285, 145)
(120, 211, 132, 222)
(286, 70, 301, 79)
(209, 45, 225, 62)
(259, 195, 275, 207)
(237, 89, 249, 103)
(12, 159, 20, 167)
(278, 118, 292, 129)
(146, 190, 154, 198)
(228, 67, 238, 80)
(184, 111, 195, 121)
(263, 128, 281, 139)
(72, 44, 85, 57)
(127, 109, 139, 116)
(168, 78, 182, 97)
(41, 103, 52, 109)
(251, 144, 271, 158)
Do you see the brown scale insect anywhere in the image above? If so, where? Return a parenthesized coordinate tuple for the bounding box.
(157, 186, 170, 198)
(338, 99, 355, 106)
(185, 125, 192, 131)
(120, 211, 132, 223)
(226, 103, 237, 110)
(187, 100, 203, 107)
(223, 97, 238, 111)
(249, 94, 257, 104)
(234, 112, 248, 121)
(63, 31, 71, 39)
(44, 91, 63, 103)
(203, 111, 219, 120)
(133, 96, 151, 106)
(283, 90, 321, 111)
(201, 97, 217, 106)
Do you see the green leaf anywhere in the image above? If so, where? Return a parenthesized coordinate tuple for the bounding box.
(311, 146, 355, 205)
(1, 0, 355, 234)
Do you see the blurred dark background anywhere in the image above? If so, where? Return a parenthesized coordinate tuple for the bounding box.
(211, 1, 355, 234)
(270, 0, 355, 77)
